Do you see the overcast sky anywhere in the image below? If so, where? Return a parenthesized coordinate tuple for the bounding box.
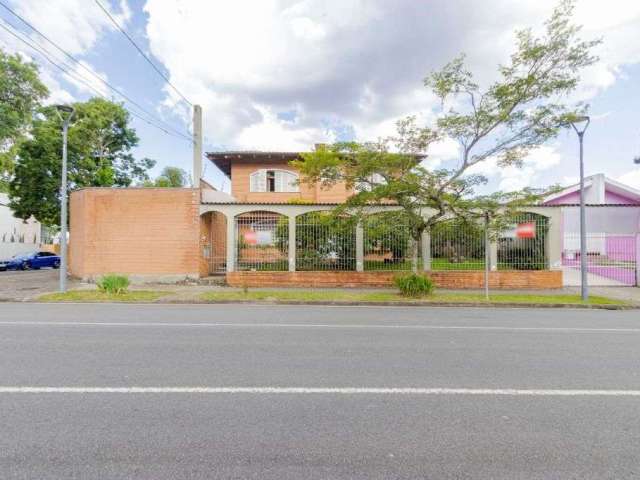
(1, 0, 639, 192)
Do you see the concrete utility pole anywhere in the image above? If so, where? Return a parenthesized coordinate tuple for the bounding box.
(192, 105, 203, 187)
(570, 116, 590, 302)
(54, 104, 75, 293)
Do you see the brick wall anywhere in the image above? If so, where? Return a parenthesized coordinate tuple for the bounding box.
(226, 270, 563, 289)
(70, 188, 200, 280)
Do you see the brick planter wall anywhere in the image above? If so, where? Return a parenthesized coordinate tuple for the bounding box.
(226, 270, 563, 289)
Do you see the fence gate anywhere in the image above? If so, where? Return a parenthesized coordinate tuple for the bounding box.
(562, 233, 638, 286)
(204, 211, 227, 275)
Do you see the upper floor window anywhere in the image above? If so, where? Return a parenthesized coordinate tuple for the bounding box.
(250, 169, 299, 193)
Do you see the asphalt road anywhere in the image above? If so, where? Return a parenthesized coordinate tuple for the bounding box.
(1, 303, 639, 479)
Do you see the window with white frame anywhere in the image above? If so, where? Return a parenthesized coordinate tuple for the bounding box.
(249, 169, 299, 192)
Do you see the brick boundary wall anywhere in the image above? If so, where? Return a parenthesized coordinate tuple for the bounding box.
(226, 270, 563, 289)
(70, 188, 201, 281)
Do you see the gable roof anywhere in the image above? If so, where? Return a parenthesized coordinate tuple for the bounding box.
(205, 149, 428, 178)
(206, 151, 302, 177)
(543, 173, 640, 205)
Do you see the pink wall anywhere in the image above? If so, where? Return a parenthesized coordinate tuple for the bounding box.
(606, 235, 636, 261)
(605, 191, 639, 205)
(545, 189, 639, 205)
(545, 191, 580, 205)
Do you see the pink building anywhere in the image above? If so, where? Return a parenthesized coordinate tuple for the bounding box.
(543, 174, 640, 286)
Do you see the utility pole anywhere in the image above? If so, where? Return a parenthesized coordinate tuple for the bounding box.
(192, 105, 203, 187)
(55, 105, 75, 293)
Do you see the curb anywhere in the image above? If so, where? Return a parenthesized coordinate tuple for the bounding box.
(13, 297, 636, 310)
(162, 299, 635, 310)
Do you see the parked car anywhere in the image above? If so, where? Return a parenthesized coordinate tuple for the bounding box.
(0, 251, 60, 271)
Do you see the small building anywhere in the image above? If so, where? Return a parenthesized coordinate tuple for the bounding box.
(543, 174, 640, 286)
(0, 193, 41, 259)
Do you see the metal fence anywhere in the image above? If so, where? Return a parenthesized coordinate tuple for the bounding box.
(497, 214, 549, 270)
(228, 211, 553, 273)
(430, 219, 486, 270)
(363, 212, 416, 270)
(560, 206, 640, 286)
(295, 212, 356, 271)
(563, 232, 638, 286)
(235, 211, 288, 271)
(203, 211, 227, 274)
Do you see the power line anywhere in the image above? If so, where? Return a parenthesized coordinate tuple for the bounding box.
(0, 19, 193, 144)
(0, 18, 192, 144)
(0, 0, 193, 143)
(93, 0, 193, 107)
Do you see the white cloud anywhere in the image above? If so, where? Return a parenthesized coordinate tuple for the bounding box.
(61, 60, 110, 97)
(617, 169, 640, 190)
(423, 137, 460, 169)
(10, 0, 131, 55)
(288, 17, 327, 41)
(560, 175, 580, 187)
(1, 0, 131, 103)
(466, 145, 562, 192)
(141, 0, 640, 155)
(234, 106, 334, 152)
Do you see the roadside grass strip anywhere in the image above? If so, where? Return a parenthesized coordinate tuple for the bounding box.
(199, 290, 626, 306)
(35, 288, 627, 306)
(38, 290, 169, 302)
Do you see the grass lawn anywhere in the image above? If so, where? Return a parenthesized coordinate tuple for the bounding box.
(199, 290, 626, 306)
(39, 290, 170, 302)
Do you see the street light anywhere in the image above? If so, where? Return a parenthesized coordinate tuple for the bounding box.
(54, 104, 75, 293)
(570, 115, 590, 301)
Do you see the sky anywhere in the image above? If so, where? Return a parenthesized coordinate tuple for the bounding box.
(1, 0, 639, 194)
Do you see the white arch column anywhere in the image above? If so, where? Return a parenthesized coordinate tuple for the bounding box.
(288, 215, 296, 272)
(421, 230, 431, 271)
(225, 213, 235, 272)
(356, 222, 364, 272)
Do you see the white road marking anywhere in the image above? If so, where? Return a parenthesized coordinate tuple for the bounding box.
(23, 301, 630, 311)
(1, 387, 640, 396)
(0, 321, 639, 333)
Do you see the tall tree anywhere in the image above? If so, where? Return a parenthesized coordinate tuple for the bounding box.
(144, 166, 190, 187)
(9, 98, 155, 225)
(294, 0, 598, 272)
(0, 49, 49, 191)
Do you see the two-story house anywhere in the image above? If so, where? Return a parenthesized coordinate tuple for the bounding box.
(69, 146, 565, 289)
(201, 149, 364, 277)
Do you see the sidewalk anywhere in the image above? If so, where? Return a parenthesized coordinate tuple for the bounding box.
(5, 271, 637, 306)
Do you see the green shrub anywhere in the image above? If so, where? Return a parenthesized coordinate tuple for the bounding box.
(394, 273, 434, 298)
(97, 274, 130, 294)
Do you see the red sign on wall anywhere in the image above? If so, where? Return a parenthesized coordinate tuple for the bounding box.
(244, 231, 257, 245)
(516, 222, 536, 239)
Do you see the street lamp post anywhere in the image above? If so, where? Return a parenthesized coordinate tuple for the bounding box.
(570, 116, 590, 302)
(55, 105, 75, 293)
